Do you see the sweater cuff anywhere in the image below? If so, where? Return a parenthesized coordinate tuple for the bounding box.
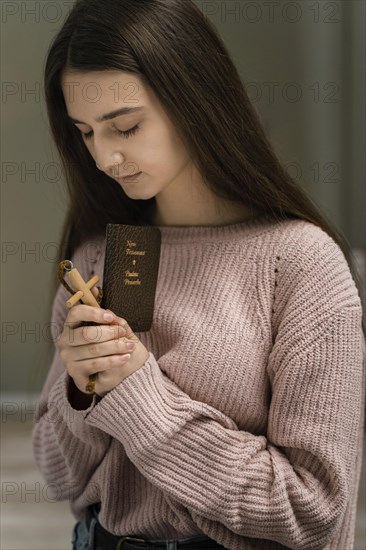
(85, 352, 186, 452)
(47, 370, 102, 438)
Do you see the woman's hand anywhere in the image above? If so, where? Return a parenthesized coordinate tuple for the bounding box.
(56, 299, 150, 398)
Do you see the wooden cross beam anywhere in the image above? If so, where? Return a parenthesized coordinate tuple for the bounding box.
(59, 260, 102, 393)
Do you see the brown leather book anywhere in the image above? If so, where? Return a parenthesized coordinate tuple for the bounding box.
(100, 224, 162, 332)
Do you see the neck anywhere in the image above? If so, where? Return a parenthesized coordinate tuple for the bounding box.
(150, 200, 259, 228)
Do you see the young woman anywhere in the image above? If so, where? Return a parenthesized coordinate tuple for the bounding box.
(32, 1, 365, 549)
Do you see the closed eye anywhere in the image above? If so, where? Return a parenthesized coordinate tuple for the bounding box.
(81, 125, 140, 140)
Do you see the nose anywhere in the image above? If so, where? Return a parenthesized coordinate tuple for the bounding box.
(95, 152, 124, 175)
(96, 161, 123, 175)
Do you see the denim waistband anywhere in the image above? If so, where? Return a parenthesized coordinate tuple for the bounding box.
(83, 505, 225, 549)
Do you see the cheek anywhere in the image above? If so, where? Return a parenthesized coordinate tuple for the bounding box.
(141, 128, 189, 173)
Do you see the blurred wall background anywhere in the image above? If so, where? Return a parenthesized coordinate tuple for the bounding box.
(1, 0, 365, 394)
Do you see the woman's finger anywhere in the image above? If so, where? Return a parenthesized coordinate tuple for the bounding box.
(66, 323, 126, 347)
(72, 335, 135, 361)
(64, 304, 121, 330)
(68, 352, 132, 381)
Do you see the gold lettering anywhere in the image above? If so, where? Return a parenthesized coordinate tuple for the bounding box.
(126, 249, 146, 256)
(124, 279, 141, 286)
(125, 270, 139, 277)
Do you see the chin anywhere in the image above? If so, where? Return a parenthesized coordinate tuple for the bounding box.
(122, 187, 155, 201)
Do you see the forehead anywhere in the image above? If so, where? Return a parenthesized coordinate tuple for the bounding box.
(61, 70, 146, 113)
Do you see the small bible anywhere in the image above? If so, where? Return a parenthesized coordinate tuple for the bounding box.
(100, 224, 162, 332)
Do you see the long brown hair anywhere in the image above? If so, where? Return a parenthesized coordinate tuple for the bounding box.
(44, 0, 365, 340)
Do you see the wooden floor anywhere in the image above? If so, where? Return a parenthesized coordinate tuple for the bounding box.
(1, 417, 365, 549)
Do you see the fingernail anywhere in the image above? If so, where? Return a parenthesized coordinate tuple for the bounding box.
(104, 313, 114, 321)
(126, 342, 135, 350)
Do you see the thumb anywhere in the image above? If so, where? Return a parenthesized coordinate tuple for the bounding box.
(90, 285, 137, 340)
(91, 285, 100, 299)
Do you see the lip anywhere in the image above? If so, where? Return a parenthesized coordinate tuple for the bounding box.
(115, 171, 142, 183)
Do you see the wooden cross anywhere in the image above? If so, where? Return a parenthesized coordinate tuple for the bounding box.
(59, 260, 103, 393)
(63, 261, 101, 309)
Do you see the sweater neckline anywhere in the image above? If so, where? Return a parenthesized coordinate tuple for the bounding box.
(154, 212, 277, 242)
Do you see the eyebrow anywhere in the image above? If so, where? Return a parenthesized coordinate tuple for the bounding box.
(69, 106, 144, 124)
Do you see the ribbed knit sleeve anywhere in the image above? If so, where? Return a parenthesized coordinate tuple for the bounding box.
(84, 225, 365, 550)
(32, 243, 111, 505)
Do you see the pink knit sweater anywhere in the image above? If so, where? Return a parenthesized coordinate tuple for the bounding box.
(32, 214, 365, 550)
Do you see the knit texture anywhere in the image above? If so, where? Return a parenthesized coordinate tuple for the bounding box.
(32, 214, 365, 550)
